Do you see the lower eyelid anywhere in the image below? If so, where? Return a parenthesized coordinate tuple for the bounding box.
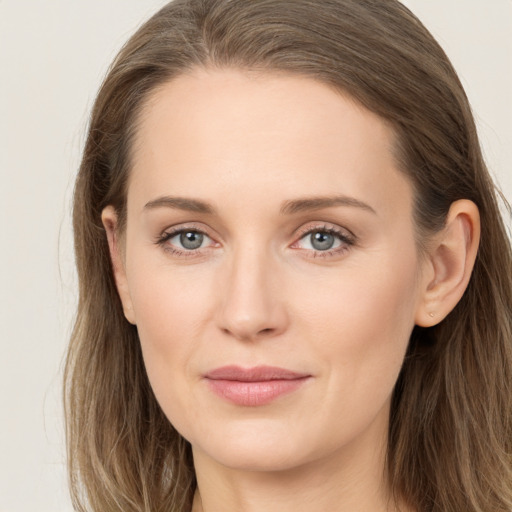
(155, 225, 354, 259)
(156, 234, 216, 259)
(291, 227, 356, 257)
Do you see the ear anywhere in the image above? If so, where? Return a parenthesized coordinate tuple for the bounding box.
(415, 199, 480, 327)
(101, 206, 136, 325)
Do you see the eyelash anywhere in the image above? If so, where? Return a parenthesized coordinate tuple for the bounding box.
(154, 223, 356, 259)
(155, 225, 217, 259)
(292, 224, 355, 258)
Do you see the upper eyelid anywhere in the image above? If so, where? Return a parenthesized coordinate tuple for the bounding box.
(156, 227, 217, 256)
(153, 223, 210, 248)
(160, 222, 213, 237)
(294, 223, 356, 241)
(157, 221, 356, 247)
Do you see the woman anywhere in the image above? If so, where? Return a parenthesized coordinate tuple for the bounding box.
(64, 0, 512, 511)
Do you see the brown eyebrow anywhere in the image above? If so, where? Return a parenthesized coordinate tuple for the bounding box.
(280, 195, 376, 215)
(144, 194, 376, 216)
(144, 196, 216, 214)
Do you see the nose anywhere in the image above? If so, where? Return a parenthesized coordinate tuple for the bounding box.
(215, 244, 289, 342)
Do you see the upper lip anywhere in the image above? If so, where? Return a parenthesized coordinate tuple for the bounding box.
(204, 365, 310, 382)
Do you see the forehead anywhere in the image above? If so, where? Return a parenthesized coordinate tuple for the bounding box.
(129, 68, 412, 219)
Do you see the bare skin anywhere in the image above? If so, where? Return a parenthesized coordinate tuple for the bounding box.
(103, 68, 480, 512)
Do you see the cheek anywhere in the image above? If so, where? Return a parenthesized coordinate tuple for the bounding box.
(128, 246, 214, 340)
(134, 276, 208, 347)
(292, 248, 420, 405)
(296, 252, 418, 336)
(127, 259, 215, 413)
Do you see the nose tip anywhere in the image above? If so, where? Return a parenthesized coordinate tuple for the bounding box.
(217, 284, 288, 341)
(219, 318, 288, 344)
(220, 317, 282, 342)
(215, 252, 288, 342)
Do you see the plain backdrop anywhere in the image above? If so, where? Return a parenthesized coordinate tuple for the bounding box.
(0, 1, 510, 511)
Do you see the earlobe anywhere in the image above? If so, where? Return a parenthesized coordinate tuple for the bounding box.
(415, 199, 480, 327)
(101, 206, 136, 325)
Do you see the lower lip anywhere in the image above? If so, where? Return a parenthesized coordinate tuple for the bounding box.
(206, 378, 310, 406)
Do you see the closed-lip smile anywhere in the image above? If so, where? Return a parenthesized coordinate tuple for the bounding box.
(204, 365, 311, 406)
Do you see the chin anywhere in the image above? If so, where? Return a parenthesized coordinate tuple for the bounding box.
(188, 417, 333, 473)
(196, 442, 310, 473)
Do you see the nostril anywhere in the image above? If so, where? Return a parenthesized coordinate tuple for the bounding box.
(221, 326, 276, 341)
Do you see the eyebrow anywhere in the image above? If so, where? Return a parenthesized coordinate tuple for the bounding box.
(144, 196, 216, 214)
(280, 195, 376, 215)
(143, 194, 376, 216)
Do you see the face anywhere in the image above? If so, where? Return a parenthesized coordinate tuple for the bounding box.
(107, 69, 430, 473)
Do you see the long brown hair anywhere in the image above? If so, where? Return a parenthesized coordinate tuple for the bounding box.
(64, 1, 512, 510)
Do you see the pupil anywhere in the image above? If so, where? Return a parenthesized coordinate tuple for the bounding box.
(180, 231, 203, 250)
(311, 231, 334, 251)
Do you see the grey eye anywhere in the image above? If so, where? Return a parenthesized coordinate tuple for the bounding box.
(310, 231, 336, 251)
(180, 231, 204, 250)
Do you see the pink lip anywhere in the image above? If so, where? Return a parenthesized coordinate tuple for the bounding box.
(204, 365, 311, 407)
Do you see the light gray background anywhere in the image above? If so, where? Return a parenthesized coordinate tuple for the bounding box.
(1, 1, 510, 511)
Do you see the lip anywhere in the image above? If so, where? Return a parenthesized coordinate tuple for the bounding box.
(204, 365, 311, 407)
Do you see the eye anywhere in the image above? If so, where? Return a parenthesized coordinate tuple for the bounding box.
(301, 231, 342, 251)
(292, 225, 355, 257)
(173, 230, 207, 250)
(155, 227, 216, 255)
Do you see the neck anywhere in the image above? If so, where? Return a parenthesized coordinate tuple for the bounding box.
(191, 409, 409, 512)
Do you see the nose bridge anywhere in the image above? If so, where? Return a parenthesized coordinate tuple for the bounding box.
(216, 239, 287, 341)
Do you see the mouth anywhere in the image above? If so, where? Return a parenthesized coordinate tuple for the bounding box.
(203, 365, 311, 407)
